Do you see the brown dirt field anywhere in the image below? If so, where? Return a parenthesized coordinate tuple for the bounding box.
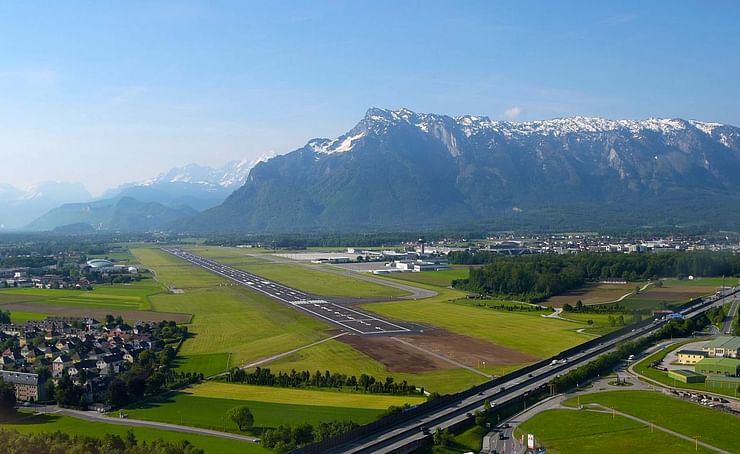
(625, 287, 711, 302)
(341, 330, 538, 373)
(0, 302, 192, 323)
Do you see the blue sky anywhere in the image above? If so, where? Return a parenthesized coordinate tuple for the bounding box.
(1, 1, 739, 194)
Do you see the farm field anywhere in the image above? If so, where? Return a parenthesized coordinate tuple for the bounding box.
(561, 391, 740, 452)
(544, 282, 644, 307)
(186, 246, 408, 298)
(123, 393, 383, 434)
(0, 413, 267, 454)
(133, 248, 333, 375)
(188, 381, 425, 409)
(516, 408, 713, 454)
(0, 280, 192, 322)
(619, 278, 725, 310)
(386, 267, 471, 288)
(262, 337, 490, 394)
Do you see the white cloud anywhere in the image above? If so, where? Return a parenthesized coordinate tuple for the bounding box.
(504, 106, 522, 120)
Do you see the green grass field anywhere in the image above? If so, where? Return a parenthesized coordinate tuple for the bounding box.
(0, 413, 268, 454)
(175, 353, 232, 377)
(188, 246, 407, 298)
(386, 267, 471, 288)
(361, 299, 590, 358)
(0, 280, 161, 311)
(8, 310, 47, 324)
(189, 382, 425, 409)
(517, 408, 714, 454)
(123, 393, 383, 434)
(560, 311, 633, 335)
(561, 391, 739, 452)
(133, 248, 334, 374)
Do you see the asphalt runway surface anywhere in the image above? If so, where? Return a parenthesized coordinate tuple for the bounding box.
(162, 248, 415, 335)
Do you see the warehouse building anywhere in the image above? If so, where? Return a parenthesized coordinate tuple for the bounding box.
(667, 369, 706, 383)
(695, 357, 740, 377)
(702, 336, 740, 359)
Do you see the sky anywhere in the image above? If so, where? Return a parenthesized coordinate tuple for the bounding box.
(1, 1, 739, 195)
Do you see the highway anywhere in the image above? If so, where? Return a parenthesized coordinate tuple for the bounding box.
(161, 248, 417, 335)
(326, 287, 740, 454)
(722, 295, 739, 334)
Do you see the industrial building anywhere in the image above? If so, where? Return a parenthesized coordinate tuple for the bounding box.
(695, 357, 740, 377)
(667, 369, 706, 383)
(702, 336, 740, 359)
(676, 349, 708, 365)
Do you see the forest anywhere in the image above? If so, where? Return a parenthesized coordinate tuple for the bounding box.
(452, 251, 740, 301)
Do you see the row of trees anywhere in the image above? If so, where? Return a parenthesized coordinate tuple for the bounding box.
(261, 420, 359, 453)
(0, 429, 205, 454)
(452, 251, 740, 301)
(225, 367, 422, 395)
(0, 309, 10, 324)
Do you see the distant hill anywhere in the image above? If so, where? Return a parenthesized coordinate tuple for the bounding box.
(0, 182, 92, 230)
(184, 108, 740, 233)
(26, 197, 196, 232)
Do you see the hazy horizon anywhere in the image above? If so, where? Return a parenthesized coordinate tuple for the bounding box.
(2, 1, 739, 194)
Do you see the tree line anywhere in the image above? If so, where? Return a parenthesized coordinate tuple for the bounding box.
(452, 251, 740, 301)
(0, 429, 205, 454)
(225, 367, 422, 395)
(261, 420, 359, 453)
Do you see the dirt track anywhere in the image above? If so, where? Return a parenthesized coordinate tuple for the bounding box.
(0, 302, 192, 323)
(341, 330, 538, 373)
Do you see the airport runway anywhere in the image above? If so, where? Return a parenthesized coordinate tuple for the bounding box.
(161, 248, 416, 336)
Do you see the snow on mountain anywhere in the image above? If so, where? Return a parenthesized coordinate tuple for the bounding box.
(145, 153, 276, 189)
(305, 108, 738, 158)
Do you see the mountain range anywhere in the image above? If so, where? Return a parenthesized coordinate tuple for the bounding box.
(22, 157, 269, 232)
(19, 108, 740, 233)
(186, 108, 740, 233)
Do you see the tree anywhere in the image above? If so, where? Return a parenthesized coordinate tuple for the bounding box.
(228, 406, 254, 432)
(587, 319, 594, 326)
(474, 410, 486, 427)
(575, 300, 584, 312)
(0, 379, 16, 416)
(105, 314, 115, 326)
(0, 310, 10, 324)
(107, 378, 128, 407)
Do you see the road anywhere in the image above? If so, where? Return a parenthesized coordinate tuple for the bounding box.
(28, 405, 260, 443)
(162, 248, 421, 335)
(322, 287, 740, 454)
(722, 296, 739, 334)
